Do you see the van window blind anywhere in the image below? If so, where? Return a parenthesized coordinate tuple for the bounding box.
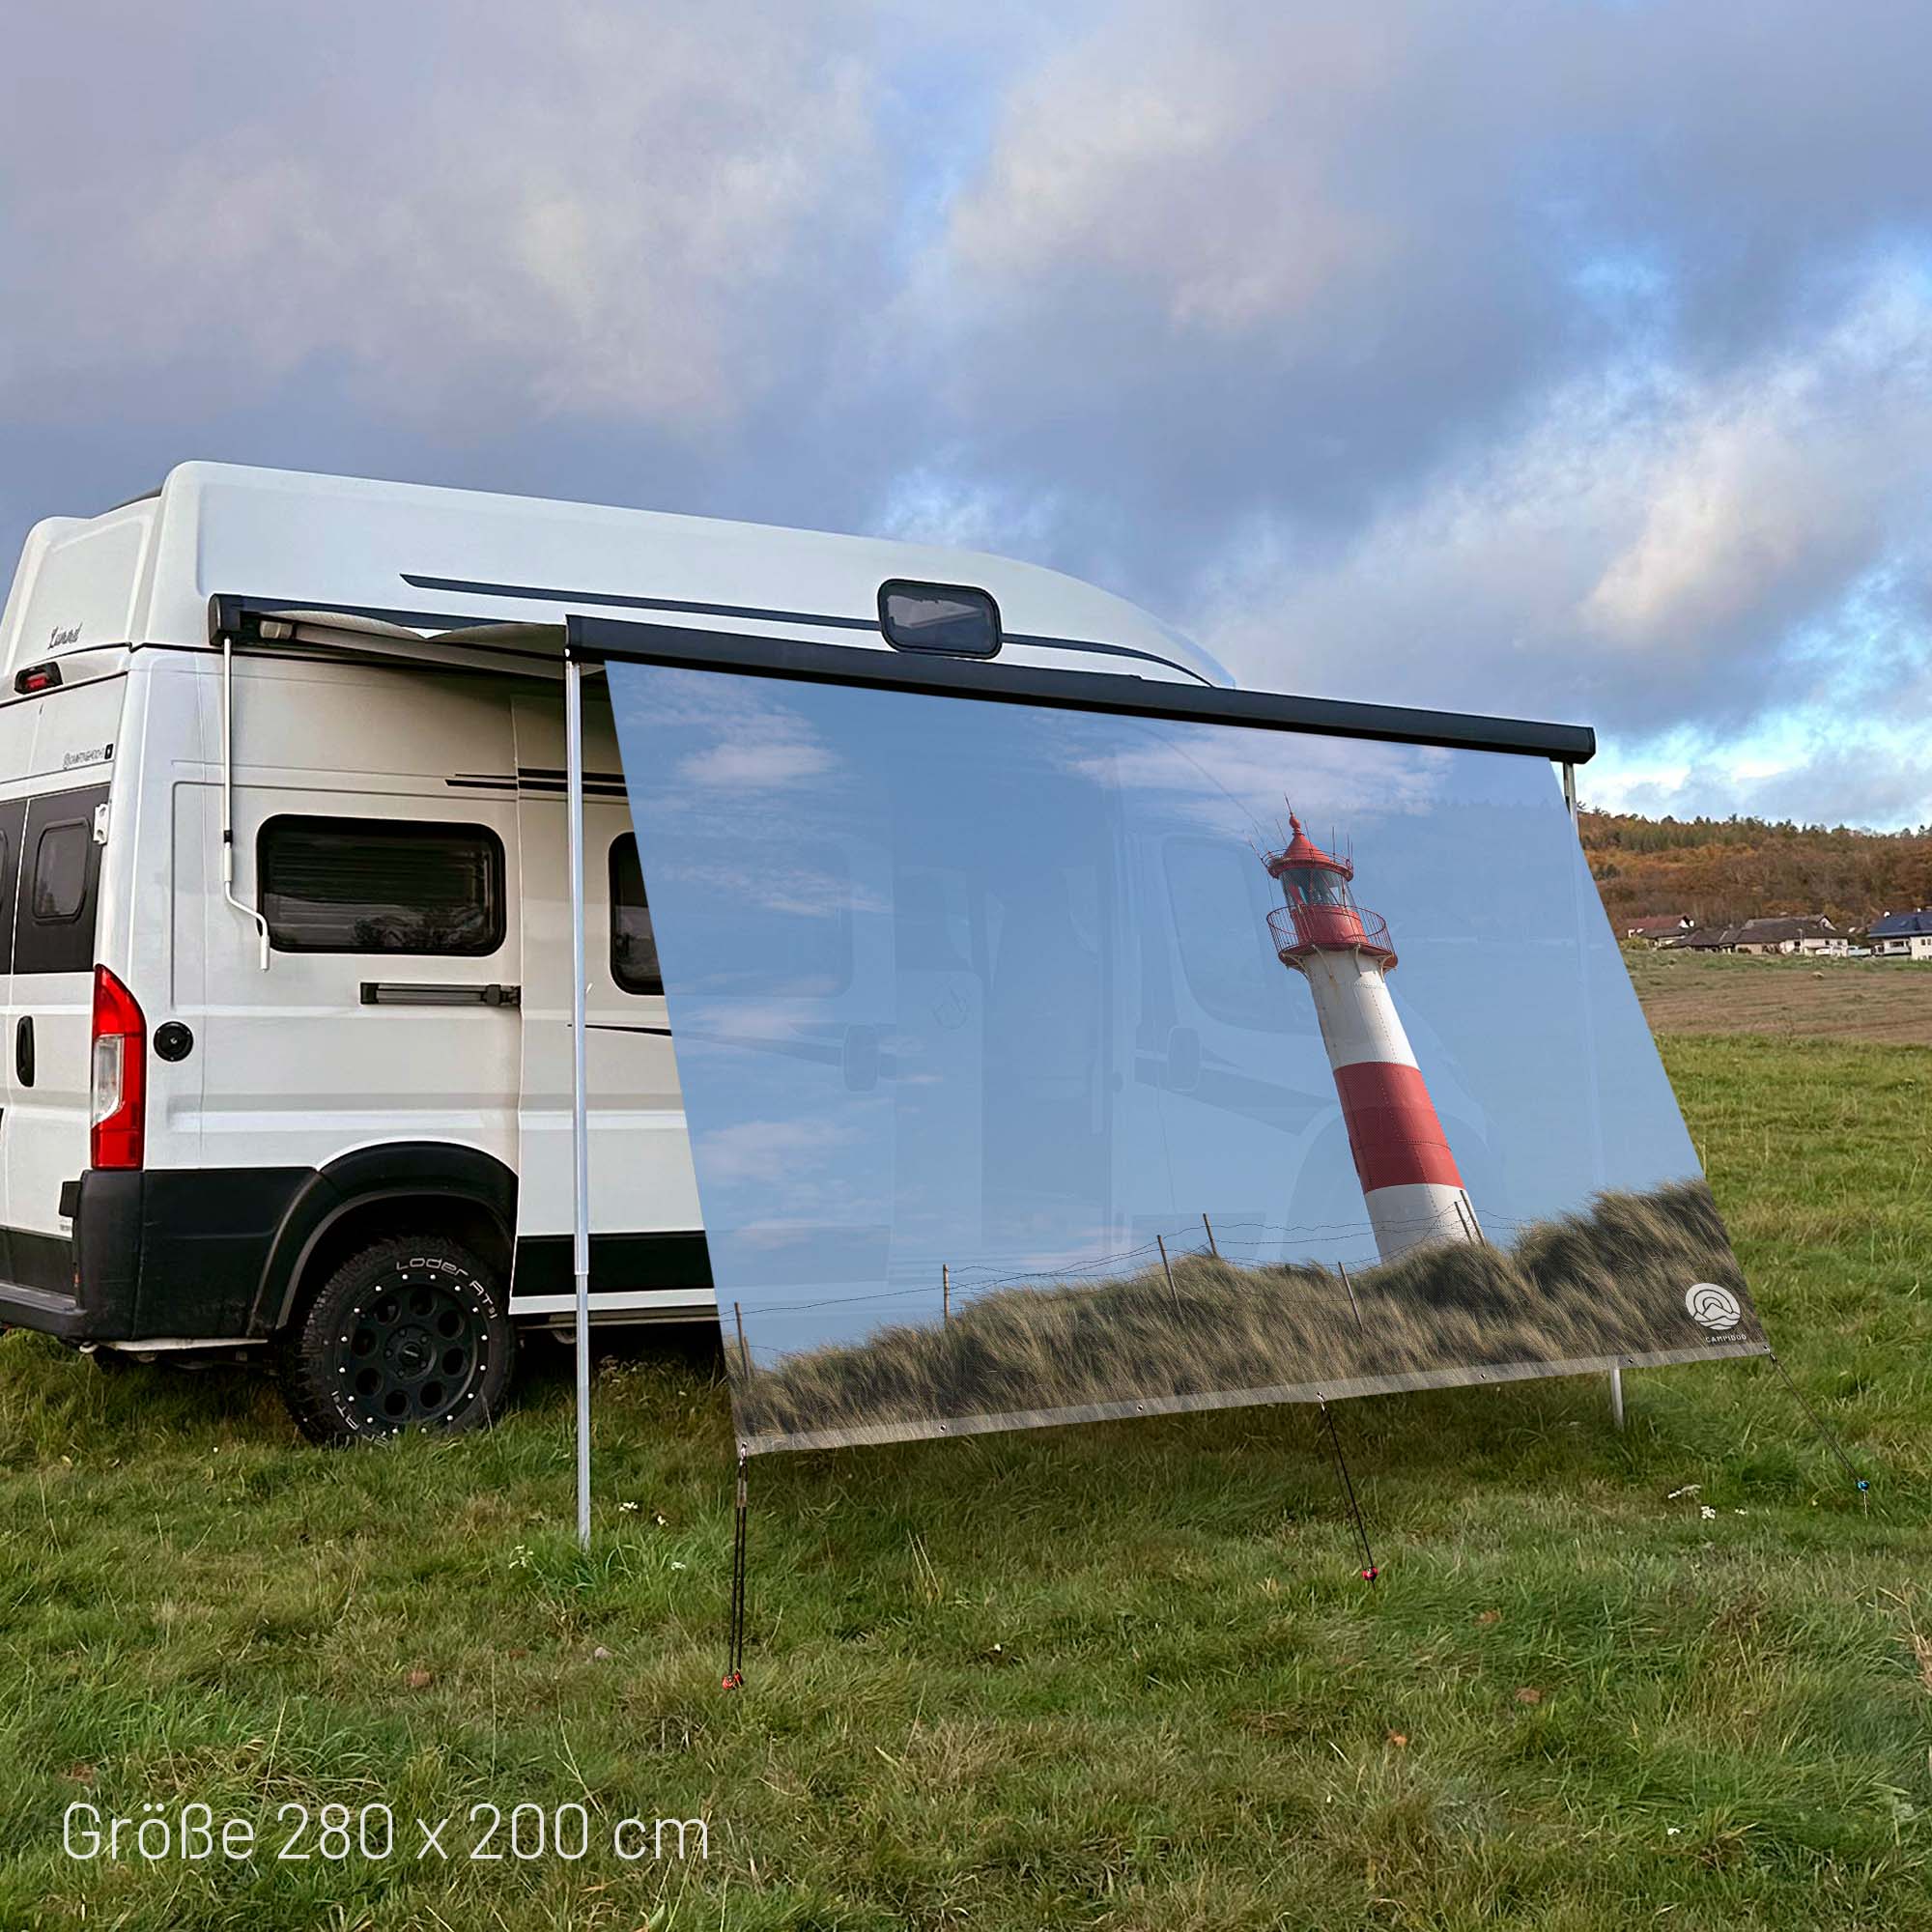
(259, 816, 504, 956)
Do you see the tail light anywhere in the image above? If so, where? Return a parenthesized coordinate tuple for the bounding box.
(90, 966, 146, 1170)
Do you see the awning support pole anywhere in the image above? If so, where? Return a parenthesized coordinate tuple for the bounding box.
(218, 636, 271, 970)
(567, 657, 593, 1548)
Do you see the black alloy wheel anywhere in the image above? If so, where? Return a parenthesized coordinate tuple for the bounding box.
(341, 1267, 487, 1426)
(276, 1235, 516, 1445)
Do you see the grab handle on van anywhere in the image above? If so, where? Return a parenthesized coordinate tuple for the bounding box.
(358, 982, 522, 1008)
(14, 1015, 32, 1089)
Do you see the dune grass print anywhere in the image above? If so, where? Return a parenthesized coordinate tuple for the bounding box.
(731, 1181, 1759, 1451)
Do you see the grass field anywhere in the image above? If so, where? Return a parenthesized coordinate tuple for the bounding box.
(2, 1022, 1929, 1926)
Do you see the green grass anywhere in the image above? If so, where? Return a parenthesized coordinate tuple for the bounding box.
(2, 1034, 1929, 1928)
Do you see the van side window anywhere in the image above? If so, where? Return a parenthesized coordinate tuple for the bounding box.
(259, 816, 505, 955)
(610, 834, 663, 995)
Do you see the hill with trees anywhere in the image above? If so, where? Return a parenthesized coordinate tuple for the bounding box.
(1578, 810, 1932, 932)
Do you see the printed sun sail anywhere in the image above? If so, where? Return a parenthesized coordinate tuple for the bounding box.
(605, 657, 1765, 1454)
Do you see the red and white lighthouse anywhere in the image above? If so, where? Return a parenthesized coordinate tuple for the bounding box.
(1264, 814, 1482, 1263)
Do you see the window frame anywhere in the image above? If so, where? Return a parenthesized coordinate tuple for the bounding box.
(27, 819, 89, 925)
(257, 813, 507, 958)
(608, 831, 664, 996)
(877, 579, 1004, 660)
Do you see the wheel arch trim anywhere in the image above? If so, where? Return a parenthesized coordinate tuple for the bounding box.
(253, 1142, 519, 1335)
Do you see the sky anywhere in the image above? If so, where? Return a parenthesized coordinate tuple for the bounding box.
(6, 2, 1932, 825)
(610, 664, 1711, 1362)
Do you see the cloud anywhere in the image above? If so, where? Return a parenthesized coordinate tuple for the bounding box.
(1589, 729, 1932, 834)
(657, 851, 873, 924)
(883, 0, 1932, 818)
(8, 1, 1932, 823)
(615, 668, 843, 797)
(938, 7, 1398, 336)
(1193, 262, 1932, 744)
(873, 469, 1071, 556)
(1055, 718, 1454, 832)
(694, 1112, 888, 1236)
(0, 1, 889, 431)
(676, 740, 838, 791)
(695, 1116, 858, 1186)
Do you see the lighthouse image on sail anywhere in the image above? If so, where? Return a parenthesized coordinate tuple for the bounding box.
(1264, 812, 1484, 1263)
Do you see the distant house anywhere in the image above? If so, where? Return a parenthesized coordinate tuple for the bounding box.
(1867, 909, 1932, 960)
(1730, 916, 1849, 957)
(1668, 923, 1737, 951)
(1623, 915, 1694, 946)
(1669, 916, 1848, 956)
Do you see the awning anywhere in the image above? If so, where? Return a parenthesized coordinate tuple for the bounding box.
(582, 616, 1760, 1462)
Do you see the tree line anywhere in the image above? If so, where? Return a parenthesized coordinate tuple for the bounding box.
(1579, 810, 1932, 932)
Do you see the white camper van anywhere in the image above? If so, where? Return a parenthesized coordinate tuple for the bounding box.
(0, 463, 1231, 1441)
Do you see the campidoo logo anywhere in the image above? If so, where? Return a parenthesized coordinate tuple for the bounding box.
(1685, 1282, 1743, 1333)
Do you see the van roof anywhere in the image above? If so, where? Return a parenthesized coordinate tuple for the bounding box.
(0, 461, 1231, 688)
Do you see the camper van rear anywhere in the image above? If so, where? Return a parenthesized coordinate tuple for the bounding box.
(0, 650, 127, 1320)
(0, 463, 1231, 1441)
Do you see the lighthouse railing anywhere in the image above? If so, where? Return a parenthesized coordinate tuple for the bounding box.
(1268, 902, 1394, 959)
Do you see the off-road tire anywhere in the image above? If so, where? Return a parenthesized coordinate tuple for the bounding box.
(274, 1235, 515, 1445)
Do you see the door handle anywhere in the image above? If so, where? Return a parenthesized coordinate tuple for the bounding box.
(358, 982, 523, 1008)
(14, 1015, 33, 1088)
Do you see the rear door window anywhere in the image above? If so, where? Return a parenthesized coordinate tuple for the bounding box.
(31, 823, 87, 921)
(14, 786, 108, 975)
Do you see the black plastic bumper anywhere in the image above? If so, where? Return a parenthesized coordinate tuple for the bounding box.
(0, 1278, 89, 1340)
(0, 1168, 309, 1344)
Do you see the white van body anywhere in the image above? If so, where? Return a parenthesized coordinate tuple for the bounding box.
(0, 463, 1231, 1428)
